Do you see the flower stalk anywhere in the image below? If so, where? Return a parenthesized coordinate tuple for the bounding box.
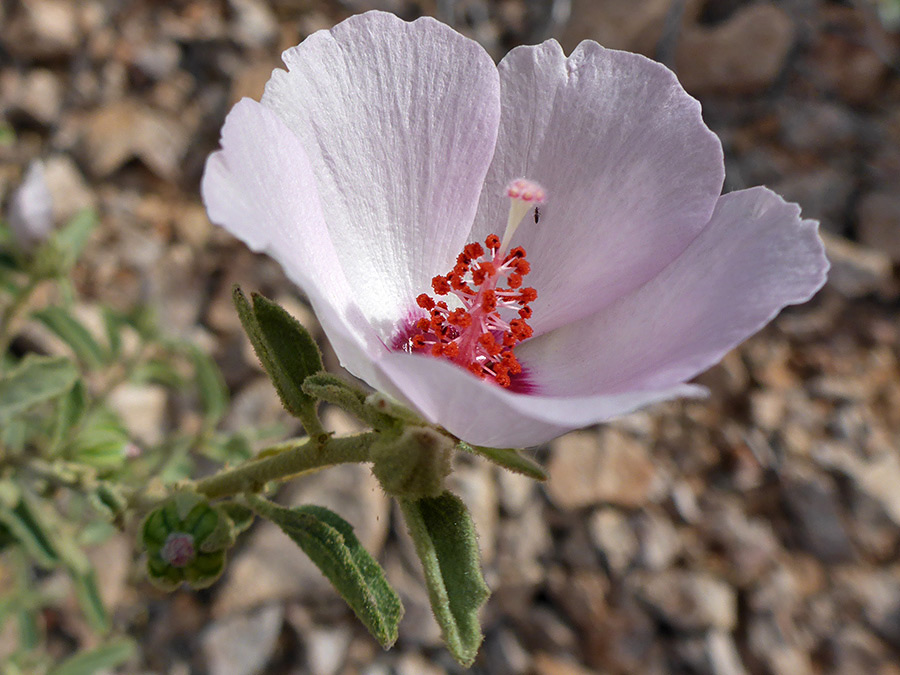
(192, 432, 378, 500)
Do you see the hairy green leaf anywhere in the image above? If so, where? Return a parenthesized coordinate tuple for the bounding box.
(399, 492, 489, 667)
(233, 287, 322, 427)
(186, 345, 228, 427)
(250, 497, 402, 648)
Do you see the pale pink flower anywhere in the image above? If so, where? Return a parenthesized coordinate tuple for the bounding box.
(202, 11, 828, 448)
(8, 160, 53, 249)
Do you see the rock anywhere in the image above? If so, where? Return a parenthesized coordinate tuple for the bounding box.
(634, 507, 682, 572)
(42, 154, 96, 223)
(3, 0, 81, 59)
(589, 508, 638, 575)
(778, 100, 858, 154)
(202, 603, 284, 675)
(547, 429, 658, 509)
(214, 464, 390, 615)
(533, 653, 595, 675)
(304, 625, 352, 675)
(448, 461, 498, 564)
(634, 570, 737, 632)
(483, 626, 531, 675)
(496, 468, 536, 516)
(228, 0, 278, 49)
(108, 384, 168, 446)
(1, 69, 63, 126)
(705, 630, 748, 675)
(857, 191, 900, 262)
(396, 653, 446, 675)
(821, 232, 893, 299)
(780, 464, 855, 563)
(675, 4, 795, 95)
(773, 167, 855, 234)
(561, 0, 682, 56)
(78, 100, 190, 180)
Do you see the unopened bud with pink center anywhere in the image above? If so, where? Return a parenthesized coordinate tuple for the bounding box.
(502, 178, 546, 254)
(161, 532, 196, 568)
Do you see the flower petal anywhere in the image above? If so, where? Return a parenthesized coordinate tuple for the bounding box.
(261, 11, 501, 338)
(374, 351, 704, 448)
(471, 40, 725, 335)
(517, 187, 829, 395)
(201, 98, 386, 383)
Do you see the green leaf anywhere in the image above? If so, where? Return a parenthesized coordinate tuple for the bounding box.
(70, 569, 110, 633)
(48, 637, 137, 675)
(0, 355, 79, 423)
(33, 307, 108, 367)
(50, 208, 97, 271)
(249, 497, 402, 648)
(399, 492, 489, 667)
(0, 497, 59, 568)
(186, 345, 228, 427)
(456, 441, 547, 481)
(233, 287, 322, 423)
(50, 380, 89, 453)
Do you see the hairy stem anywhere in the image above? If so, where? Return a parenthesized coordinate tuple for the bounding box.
(193, 432, 378, 500)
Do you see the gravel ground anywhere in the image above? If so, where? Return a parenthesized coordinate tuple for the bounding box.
(2, 0, 900, 673)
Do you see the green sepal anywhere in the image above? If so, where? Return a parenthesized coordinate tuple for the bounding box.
(233, 287, 323, 428)
(47, 637, 137, 675)
(399, 492, 489, 667)
(220, 502, 254, 535)
(0, 355, 79, 423)
(456, 441, 547, 481)
(248, 497, 403, 649)
(370, 427, 453, 499)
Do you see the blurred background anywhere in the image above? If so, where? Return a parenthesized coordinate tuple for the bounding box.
(1, 0, 900, 673)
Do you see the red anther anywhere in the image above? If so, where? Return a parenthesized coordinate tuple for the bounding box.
(471, 266, 487, 285)
(437, 301, 448, 309)
(411, 335, 427, 349)
(464, 243, 484, 259)
(518, 288, 537, 303)
(514, 259, 531, 275)
(448, 309, 472, 328)
(502, 332, 516, 347)
(431, 343, 444, 357)
(416, 293, 435, 310)
(481, 289, 498, 313)
(449, 272, 467, 290)
(468, 362, 484, 377)
(495, 370, 511, 387)
(432, 275, 451, 295)
(485, 234, 500, 250)
(416, 318, 430, 331)
(507, 273, 523, 289)
(502, 352, 522, 374)
(508, 246, 526, 259)
(518, 306, 532, 319)
(478, 333, 502, 356)
(510, 318, 533, 339)
(442, 342, 459, 358)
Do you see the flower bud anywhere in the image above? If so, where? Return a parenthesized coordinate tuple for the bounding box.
(141, 493, 233, 590)
(370, 426, 454, 499)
